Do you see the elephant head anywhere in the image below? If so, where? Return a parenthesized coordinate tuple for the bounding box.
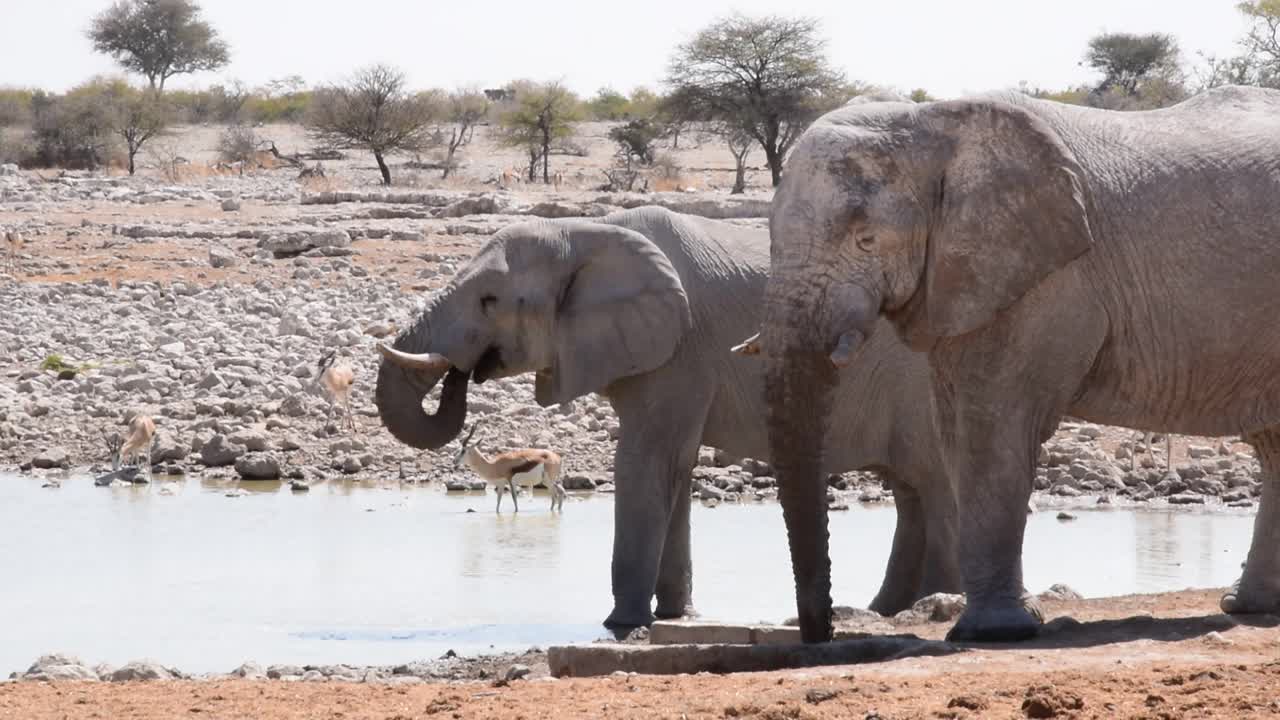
(744, 97, 1094, 642)
(376, 218, 691, 450)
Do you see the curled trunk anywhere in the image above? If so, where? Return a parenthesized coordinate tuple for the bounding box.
(375, 361, 470, 450)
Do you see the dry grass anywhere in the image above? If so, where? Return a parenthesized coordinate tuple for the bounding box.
(298, 173, 339, 194)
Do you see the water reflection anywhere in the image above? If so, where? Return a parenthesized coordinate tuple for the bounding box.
(460, 506, 563, 578)
(0, 473, 1257, 674)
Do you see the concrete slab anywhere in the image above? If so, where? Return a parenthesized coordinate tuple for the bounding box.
(547, 637, 962, 677)
(751, 626, 801, 645)
(649, 622, 883, 647)
(649, 621, 753, 645)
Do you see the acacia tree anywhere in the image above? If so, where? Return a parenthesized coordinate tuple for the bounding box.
(441, 89, 489, 179)
(307, 65, 437, 186)
(497, 81, 579, 183)
(106, 85, 170, 175)
(1084, 33, 1182, 96)
(666, 14, 844, 186)
(87, 0, 230, 92)
(1200, 2, 1280, 89)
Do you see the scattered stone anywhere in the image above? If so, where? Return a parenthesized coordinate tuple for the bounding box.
(235, 452, 282, 480)
(1056, 511, 1077, 521)
(31, 447, 70, 469)
(209, 245, 238, 268)
(109, 661, 174, 682)
(1022, 685, 1084, 718)
(504, 664, 531, 681)
(200, 435, 246, 466)
(902, 593, 966, 623)
(805, 688, 839, 704)
(948, 695, 988, 711)
(20, 654, 99, 682)
(1039, 583, 1084, 601)
(221, 198, 242, 212)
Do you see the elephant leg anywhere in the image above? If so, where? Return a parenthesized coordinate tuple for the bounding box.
(655, 466, 695, 619)
(943, 402, 1050, 644)
(603, 383, 710, 631)
(1222, 426, 1280, 613)
(868, 478, 926, 616)
(918, 481, 964, 599)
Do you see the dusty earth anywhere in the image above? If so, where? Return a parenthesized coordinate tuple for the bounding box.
(3, 590, 1280, 719)
(2, 123, 1277, 717)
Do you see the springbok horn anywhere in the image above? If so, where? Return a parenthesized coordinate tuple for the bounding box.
(730, 332, 762, 356)
(378, 344, 452, 372)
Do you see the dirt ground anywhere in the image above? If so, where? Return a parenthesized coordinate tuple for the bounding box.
(4, 589, 1279, 719)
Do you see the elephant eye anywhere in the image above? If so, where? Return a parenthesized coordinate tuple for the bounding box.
(856, 235, 877, 252)
(480, 294, 498, 314)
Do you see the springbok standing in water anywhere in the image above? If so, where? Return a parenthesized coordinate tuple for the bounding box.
(452, 423, 566, 512)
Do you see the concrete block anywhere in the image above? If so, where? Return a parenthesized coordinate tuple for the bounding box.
(649, 621, 753, 645)
(751, 625, 802, 645)
(547, 637, 961, 678)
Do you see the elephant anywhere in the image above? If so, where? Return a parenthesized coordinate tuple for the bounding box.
(374, 205, 961, 629)
(745, 84, 1280, 644)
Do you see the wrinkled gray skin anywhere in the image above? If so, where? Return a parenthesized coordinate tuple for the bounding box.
(753, 85, 1280, 644)
(375, 206, 960, 630)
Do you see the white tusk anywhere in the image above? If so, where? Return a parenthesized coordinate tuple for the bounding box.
(829, 330, 866, 368)
(378, 344, 452, 372)
(730, 333, 762, 356)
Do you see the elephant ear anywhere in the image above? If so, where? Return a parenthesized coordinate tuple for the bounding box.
(918, 99, 1094, 339)
(538, 224, 691, 406)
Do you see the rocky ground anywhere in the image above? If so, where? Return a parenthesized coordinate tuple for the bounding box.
(4, 589, 1280, 718)
(0, 126, 1262, 511)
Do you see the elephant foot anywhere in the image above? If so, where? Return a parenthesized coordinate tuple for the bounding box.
(867, 591, 911, 618)
(945, 594, 1044, 643)
(603, 605, 655, 634)
(654, 603, 698, 621)
(1220, 577, 1280, 614)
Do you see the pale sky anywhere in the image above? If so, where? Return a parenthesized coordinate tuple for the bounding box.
(0, 0, 1252, 98)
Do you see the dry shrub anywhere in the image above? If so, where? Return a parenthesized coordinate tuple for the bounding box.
(145, 140, 190, 182)
(216, 124, 259, 165)
(299, 173, 337, 193)
(649, 151, 690, 192)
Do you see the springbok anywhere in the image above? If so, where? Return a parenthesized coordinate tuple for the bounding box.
(497, 168, 523, 190)
(452, 423, 566, 512)
(1131, 431, 1175, 473)
(552, 171, 564, 190)
(106, 413, 157, 475)
(316, 350, 356, 432)
(3, 229, 22, 273)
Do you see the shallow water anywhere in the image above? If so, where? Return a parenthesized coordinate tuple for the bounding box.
(0, 474, 1257, 673)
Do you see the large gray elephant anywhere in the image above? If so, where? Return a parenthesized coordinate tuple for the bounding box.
(375, 206, 960, 629)
(746, 85, 1280, 644)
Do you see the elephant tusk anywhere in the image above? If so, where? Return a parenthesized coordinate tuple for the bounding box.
(730, 333, 762, 356)
(377, 344, 452, 372)
(829, 329, 866, 368)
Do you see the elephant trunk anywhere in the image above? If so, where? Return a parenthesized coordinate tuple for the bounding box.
(374, 293, 471, 450)
(375, 360, 470, 450)
(760, 272, 880, 644)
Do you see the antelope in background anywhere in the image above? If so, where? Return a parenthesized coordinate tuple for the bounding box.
(315, 350, 356, 432)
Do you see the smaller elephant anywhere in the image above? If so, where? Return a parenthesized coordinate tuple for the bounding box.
(375, 206, 961, 629)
